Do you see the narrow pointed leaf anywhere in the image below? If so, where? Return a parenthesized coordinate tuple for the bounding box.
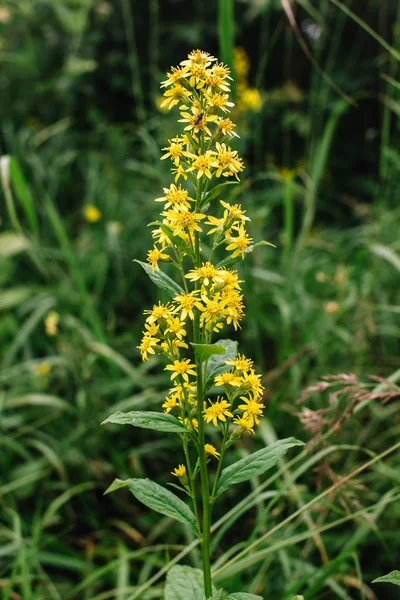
(191, 342, 226, 365)
(134, 260, 184, 298)
(215, 437, 304, 497)
(373, 571, 400, 586)
(102, 410, 188, 433)
(202, 180, 238, 204)
(125, 479, 198, 535)
(104, 478, 129, 495)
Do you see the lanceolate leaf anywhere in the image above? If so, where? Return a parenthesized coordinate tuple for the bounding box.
(165, 565, 217, 600)
(121, 479, 198, 535)
(134, 260, 184, 298)
(102, 410, 188, 433)
(216, 240, 275, 269)
(191, 342, 226, 365)
(215, 437, 304, 497)
(373, 571, 400, 586)
(205, 339, 238, 389)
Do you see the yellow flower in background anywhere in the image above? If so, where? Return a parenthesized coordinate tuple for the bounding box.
(205, 444, 220, 458)
(204, 398, 233, 427)
(45, 311, 59, 336)
(84, 204, 102, 223)
(35, 361, 52, 377)
(240, 88, 262, 112)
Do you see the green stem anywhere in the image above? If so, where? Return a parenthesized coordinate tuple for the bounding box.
(210, 422, 229, 502)
(195, 363, 213, 598)
(183, 436, 200, 534)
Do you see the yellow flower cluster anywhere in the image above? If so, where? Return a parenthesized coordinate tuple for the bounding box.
(137, 50, 265, 460)
(204, 353, 265, 434)
(233, 47, 262, 114)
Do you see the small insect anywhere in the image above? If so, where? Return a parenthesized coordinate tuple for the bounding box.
(193, 113, 204, 126)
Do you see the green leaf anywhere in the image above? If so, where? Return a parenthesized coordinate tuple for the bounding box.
(104, 478, 129, 495)
(215, 437, 304, 498)
(191, 342, 226, 366)
(102, 410, 188, 433)
(165, 565, 217, 600)
(216, 240, 275, 269)
(121, 479, 198, 535)
(202, 181, 238, 204)
(373, 571, 400, 586)
(228, 594, 263, 600)
(134, 260, 184, 298)
(204, 339, 238, 390)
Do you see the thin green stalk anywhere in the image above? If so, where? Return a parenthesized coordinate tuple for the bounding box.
(195, 354, 213, 597)
(283, 176, 294, 269)
(210, 423, 229, 502)
(183, 436, 200, 534)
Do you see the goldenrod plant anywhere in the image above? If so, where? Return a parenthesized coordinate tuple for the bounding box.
(104, 50, 303, 599)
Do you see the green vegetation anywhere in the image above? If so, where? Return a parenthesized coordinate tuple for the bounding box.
(0, 1, 399, 599)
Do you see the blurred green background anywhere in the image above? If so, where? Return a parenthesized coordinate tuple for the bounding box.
(1, 1, 399, 598)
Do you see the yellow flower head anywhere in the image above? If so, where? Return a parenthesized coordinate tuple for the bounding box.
(144, 302, 174, 324)
(225, 224, 253, 259)
(84, 204, 102, 223)
(45, 311, 59, 336)
(185, 262, 224, 287)
(214, 371, 241, 388)
(233, 415, 255, 434)
(35, 361, 52, 377)
(174, 291, 203, 320)
(147, 246, 170, 271)
(238, 396, 265, 426)
(225, 353, 253, 373)
(205, 444, 220, 458)
(137, 335, 159, 361)
(155, 184, 194, 209)
(165, 359, 196, 382)
(171, 464, 188, 485)
(203, 398, 233, 427)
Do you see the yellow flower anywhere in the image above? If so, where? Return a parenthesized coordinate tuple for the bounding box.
(199, 293, 228, 330)
(205, 215, 225, 235)
(324, 301, 339, 314)
(225, 354, 253, 373)
(203, 92, 234, 113)
(147, 247, 170, 271)
(204, 62, 232, 93)
(165, 316, 187, 340)
(179, 416, 199, 431)
(225, 224, 253, 259)
(233, 415, 255, 434)
(214, 143, 245, 180)
(161, 84, 191, 109)
(220, 201, 250, 224)
(165, 359, 196, 382)
(214, 371, 241, 388)
(144, 302, 174, 323)
(45, 311, 59, 336)
(162, 205, 206, 238)
(185, 262, 224, 286)
(171, 464, 188, 485)
(35, 362, 51, 376)
(162, 395, 179, 413)
(238, 396, 265, 426)
(239, 369, 264, 397)
(161, 65, 190, 88)
(241, 88, 262, 112)
(161, 137, 192, 166)
(186, 151, 217, 179)
(204, 398, 233, 427)
(155, 184, 194, 208)
(216, 117, 238, 138)
(84, 204, 102, 223)
(205, 444, 220, 458)
(171, 164, 188, 182)
(234, 47, 250, 80)
(178, 107, 218, 136)
(137, 335, 159, 361)
(174, 291, 203, 320)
